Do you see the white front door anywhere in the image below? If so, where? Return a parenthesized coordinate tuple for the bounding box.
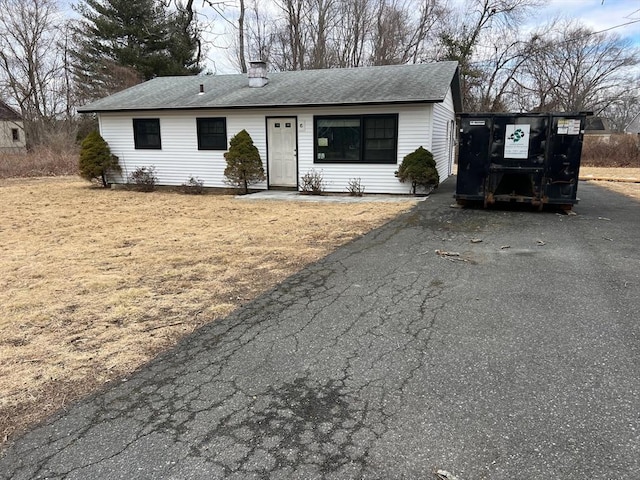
(267, 117, 297, 187)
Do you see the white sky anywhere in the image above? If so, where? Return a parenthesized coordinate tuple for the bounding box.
(539, 0, 640, 42)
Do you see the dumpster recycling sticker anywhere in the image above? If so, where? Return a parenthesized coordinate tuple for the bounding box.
(504, 124, 530, 159)
(557, 118, 581, 135)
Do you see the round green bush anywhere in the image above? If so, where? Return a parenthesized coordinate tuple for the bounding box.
(396, 146, 439, 194)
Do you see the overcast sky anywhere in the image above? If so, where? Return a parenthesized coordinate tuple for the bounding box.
(539, 0, 640, 43)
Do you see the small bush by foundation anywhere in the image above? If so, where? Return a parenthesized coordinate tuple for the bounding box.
(300, 169, 326, 195)
(224, 130, 265, 194)
(180, 176, 205, 194)
(346, 178, 365, 196)
(127, 166, 157, 192)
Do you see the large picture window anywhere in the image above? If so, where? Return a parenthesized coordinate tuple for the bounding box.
(133, 119, 161, 149)
(197, 117, 227, 150)
(315, 114, 398, 164)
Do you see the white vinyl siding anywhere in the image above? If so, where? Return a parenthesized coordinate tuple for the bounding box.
(98, 92, 454, 194)
(0, 120, 27, 153)
(99, 111, 268, 189)
(431, 89, 456, 180)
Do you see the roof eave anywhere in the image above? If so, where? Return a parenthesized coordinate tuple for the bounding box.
(0, 100, 22, 120)
(78, 98, 443, 114)
(450, 66, 463, 113)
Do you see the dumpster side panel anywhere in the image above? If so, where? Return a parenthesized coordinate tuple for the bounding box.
(543, 115, 585, 205)
(455, 116, 491, 200)
(485, 116, 549, 204)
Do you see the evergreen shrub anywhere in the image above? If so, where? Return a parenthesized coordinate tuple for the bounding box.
(78, 131, 120, 187)
(396, 146, 439, 194)
(224, 130, 265, 194)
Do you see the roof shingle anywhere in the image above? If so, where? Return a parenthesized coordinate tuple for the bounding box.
(78, 62, 461, 113)
(0, 100, 21, 121)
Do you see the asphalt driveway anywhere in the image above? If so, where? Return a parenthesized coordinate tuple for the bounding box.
(1, 179, 639, 480)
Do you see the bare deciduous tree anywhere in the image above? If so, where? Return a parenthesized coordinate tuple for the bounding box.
(232, 0, 445, 70)
(465, 28, 532, 111)
(438, 0, 544, 110)
(333, 0, 370, 67)
(0, 0, 72, 147)
(238, 0, 248, 72)
(602, 85, 640, 132)
(245, 0, 275, 63)
(371, 0, 443, 65)
(307, 0, 335, 68)
(516, 21, 639, 113)
(273, 0, 309, 70)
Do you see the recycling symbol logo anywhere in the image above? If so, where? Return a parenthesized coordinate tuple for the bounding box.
(509, 128, 525, 142)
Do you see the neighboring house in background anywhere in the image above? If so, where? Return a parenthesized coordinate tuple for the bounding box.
(624, 112, 640, 135)
(0, 100, 27, 154)
(78, 61, 462, 194)
(584, 116, 613, 143)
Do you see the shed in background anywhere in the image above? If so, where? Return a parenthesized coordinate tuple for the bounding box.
(624, 112, 640, 135)
(0, 100, 27, 154)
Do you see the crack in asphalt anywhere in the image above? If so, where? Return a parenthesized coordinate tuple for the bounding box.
(2, 182, 639, 479)
(2, 206, 454, 479)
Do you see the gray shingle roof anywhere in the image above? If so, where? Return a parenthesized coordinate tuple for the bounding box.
(0, 100, 21, 121)
(624, 112, 640, 134)
(78, 62, 461, 113)
(585, 116, 611, 132)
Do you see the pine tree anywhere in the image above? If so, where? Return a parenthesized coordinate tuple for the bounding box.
(71, 0, 202, 101)
(224, 130, 266, 194)
(396, 146, 439, 194)
(79, 131, 121, 187)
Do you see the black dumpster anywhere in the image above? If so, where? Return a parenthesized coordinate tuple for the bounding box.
(455, 112, 589, 210)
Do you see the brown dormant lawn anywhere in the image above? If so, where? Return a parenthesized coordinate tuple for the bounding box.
(2, 168, 637, 445)
(580, 167, 640, 200)
(0, 176, 416, 445)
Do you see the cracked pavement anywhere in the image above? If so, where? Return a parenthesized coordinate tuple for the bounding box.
(1, 179, 639, 479)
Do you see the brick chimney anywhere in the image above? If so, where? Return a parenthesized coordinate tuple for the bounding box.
(248, 61, 268, 88)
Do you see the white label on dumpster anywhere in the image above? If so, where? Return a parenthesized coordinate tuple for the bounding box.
(469, 120, 485, 126)
(557, 118, 581, 135)
(504, 124, 530, 159)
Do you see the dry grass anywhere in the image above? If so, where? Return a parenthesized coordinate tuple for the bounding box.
(0, 147, 78, 179)
(580, 167, 640, 200)
(580, 166, 640, 182)
(591, 181, 640, 200)
(581, 134, 640, 168)
(0, 176, 415, 445)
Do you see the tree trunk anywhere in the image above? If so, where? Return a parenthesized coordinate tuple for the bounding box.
(238, 0, 247, 72)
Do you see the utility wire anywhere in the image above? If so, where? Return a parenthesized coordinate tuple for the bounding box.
(465, 17, 640, 66)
